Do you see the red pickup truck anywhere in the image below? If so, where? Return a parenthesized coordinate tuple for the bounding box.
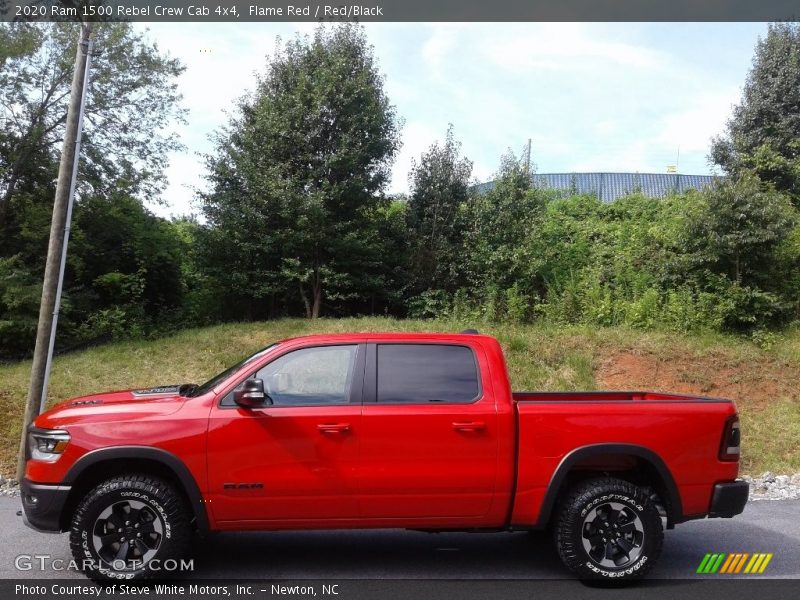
(21, 331, 747, 581)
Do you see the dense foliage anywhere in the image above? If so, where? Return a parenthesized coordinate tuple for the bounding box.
(0, 22, 187, 358)
(408, 163, 800, 335)
(1, 22, 800, 361)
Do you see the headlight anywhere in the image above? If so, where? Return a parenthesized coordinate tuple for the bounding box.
(28, 428, 70, 461)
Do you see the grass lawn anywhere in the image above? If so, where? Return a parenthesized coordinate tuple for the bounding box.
(2, 317, 799, 477)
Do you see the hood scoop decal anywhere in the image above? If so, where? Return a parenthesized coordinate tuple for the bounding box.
(132, 384, 182, 396)
(71, 399, 103, 406)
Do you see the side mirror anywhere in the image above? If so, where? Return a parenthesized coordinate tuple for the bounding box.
(233, 379, 270, 409)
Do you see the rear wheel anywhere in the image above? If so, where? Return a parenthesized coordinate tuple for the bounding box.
(554, 477, 663, 581)
(69, 474, 192, 581)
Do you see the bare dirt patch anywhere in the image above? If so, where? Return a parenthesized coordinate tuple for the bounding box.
(595, 349, 798, 408)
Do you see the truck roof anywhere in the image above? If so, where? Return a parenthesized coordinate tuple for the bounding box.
(277, 331, 495, 344)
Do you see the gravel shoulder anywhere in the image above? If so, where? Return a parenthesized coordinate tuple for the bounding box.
(744, 472, 800, 500)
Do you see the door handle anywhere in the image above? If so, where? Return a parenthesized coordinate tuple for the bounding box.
(317, 423, 351, 434)
(452, 421, 485, 432)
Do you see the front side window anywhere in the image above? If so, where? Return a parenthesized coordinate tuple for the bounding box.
(240, 344, 358, 406)
(376, 344, 480, 404)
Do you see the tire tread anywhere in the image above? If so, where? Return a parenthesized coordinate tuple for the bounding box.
(68, 473, 191, 581)
(554, 477, 664, 581)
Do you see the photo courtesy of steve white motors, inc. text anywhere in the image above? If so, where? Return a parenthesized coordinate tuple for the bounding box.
(14, 583, 339, 597)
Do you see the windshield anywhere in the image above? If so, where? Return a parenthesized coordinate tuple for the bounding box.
(189, 343, 279, 396)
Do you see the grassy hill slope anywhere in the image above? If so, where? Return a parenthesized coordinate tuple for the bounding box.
(2, 318, 799, 476)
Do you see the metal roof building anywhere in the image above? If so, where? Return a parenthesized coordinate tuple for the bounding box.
(477, 172, 718, 202)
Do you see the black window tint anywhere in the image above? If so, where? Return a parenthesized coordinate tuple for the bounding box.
(376, 344, 480, 404)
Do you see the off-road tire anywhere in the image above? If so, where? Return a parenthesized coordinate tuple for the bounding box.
(554, 477, 663, 581)
(69, 474, 192, 581)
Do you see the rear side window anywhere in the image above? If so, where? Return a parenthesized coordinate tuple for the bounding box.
(376, 344, 480, 404)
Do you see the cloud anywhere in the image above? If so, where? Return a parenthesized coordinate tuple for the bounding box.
(655, 88, 740, 154)
(136, 22, 760, 215)
(478, 24, 665, 72)
(565, 140, 653, 173)
(139, 23, 314, 216)
(156, 152, 207, 217)
(390, 121, 442, 194)
(420, 24, 463, 78)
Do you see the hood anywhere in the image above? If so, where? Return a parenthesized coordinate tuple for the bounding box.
(34, 384, 189, 429)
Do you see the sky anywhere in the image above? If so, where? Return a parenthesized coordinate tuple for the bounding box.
(137, 22, 768, 219)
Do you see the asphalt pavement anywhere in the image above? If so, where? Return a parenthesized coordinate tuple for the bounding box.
(1, 497, 798, 581)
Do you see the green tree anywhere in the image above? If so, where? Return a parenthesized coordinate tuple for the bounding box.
(0, 255, 42, 357)
(201, 24, 400, 318)
(71, 194, 185, 311)
(461, 152, 546, 297)
(646, 175, 797, 330)
(711, 23, 800, 203)
(684, 175, 796, 285)
(367, 196, 410, 315)
(407, 125, 472, 293)
(0, 22, 185, 222)
(197, 142, 285, 320)
(0, 23, 187, 356)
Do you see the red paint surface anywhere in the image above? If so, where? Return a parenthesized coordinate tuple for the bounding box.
(28, 332, 740, 531)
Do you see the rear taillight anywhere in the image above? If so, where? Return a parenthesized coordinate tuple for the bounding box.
(719, 415, 741, 461)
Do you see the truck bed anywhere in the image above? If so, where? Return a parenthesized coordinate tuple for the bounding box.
(509, 389, 737, 527)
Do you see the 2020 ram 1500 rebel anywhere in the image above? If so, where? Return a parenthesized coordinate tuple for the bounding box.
(21, 331, 748, 581)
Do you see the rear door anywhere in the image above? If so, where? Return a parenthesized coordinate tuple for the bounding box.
(358, 341, 499, 521)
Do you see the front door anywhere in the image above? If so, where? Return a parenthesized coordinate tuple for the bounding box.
(207, 343, 365, 525)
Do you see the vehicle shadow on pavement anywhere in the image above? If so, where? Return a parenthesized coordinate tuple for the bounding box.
(190, 530, 566, 579)
(187, 506, 800, 582)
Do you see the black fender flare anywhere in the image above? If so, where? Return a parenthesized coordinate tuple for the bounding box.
(64, 446, 209, 533)
(534, 443, 683, 528)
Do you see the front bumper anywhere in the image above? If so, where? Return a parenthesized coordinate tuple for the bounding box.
(709, 480, 749, 518)
(20, 478, 71, 533)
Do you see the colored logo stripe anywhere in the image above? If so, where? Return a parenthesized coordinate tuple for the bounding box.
(697, 553, 726, 573)
(719, 554, 736, 573)
(720, 553, 748, 573)
(744, 553, 773, 574)
(733, 553, 750, 573)
(698, 553, 772, 574)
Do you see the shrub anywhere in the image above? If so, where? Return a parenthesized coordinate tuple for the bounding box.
(622, 288, 661, 329)
(504, 284, 529, 324)
(407, 289, 451, 319)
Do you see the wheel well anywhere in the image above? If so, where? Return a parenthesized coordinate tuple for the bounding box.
(59, 458, 195, 532)
(553, 453, 674, 525)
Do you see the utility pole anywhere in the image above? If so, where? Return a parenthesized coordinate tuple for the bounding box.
(16, 23, 94, 481)
(524, 138, 532, 177)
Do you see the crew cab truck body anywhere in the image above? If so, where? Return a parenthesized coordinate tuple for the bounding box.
(21, 332, 748, 581)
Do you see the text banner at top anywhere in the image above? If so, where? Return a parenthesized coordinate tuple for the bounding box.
(2, 0, 800, 22)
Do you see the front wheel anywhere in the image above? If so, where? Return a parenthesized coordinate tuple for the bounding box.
(69, 474, 192, 581)
(554, 477, 663, 581)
